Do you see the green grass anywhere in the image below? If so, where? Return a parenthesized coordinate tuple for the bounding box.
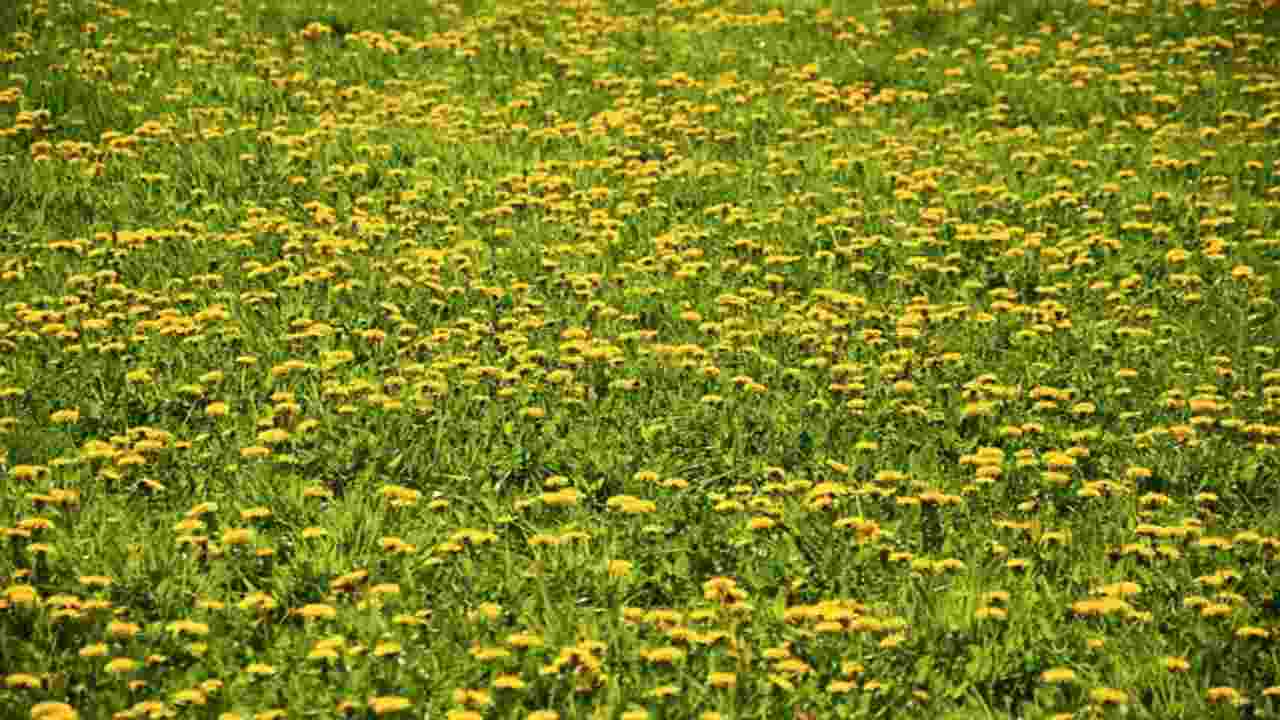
(2, 0, 1280, 719)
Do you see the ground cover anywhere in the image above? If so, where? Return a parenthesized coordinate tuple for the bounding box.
(2, 0, 1280, 718)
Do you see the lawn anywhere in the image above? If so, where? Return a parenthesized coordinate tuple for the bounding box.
(2, 0, 1280, 718)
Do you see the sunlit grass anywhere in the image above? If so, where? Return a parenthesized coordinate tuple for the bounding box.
(2, 0, 1280, 718)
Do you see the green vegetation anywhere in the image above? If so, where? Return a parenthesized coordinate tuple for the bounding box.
(2, 0, 1280, 718)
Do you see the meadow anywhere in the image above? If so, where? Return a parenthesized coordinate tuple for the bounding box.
(2, 0, 1280, 717)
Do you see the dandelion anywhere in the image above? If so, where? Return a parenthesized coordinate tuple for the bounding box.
(221, 528, 253, 546)
(648, 685, 680, 699)
(975, 606, 1008, 621)
(607, 559, 634, 578)
(166, 620, 210, 637)
(256, 428, 290, 445)
(1041, 667, 1076, 684)
(641, 646, 685, 665)
(541, 489, 580, 507)
(5, 673, 42, 689)
(294, 604, 338, 621)
(1089, 687, 1127, 706)
(708, 672, 737, 689)
(49, 408, 80, 424)
(494, 674, 525, 690)
(105, 658, 139, 674)
(507, 632, 545, 649)
(368, 696, 412, 715)
(30, 702, 77, 720)
(1206, 687, 1244, 706)
(606, 495, 656, 514)
(106, 620, 140, 639)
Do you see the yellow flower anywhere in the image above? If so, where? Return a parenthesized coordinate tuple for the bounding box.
(827, 680, 857, 694)
(49, 408, 80, 424)
(295, 604, 337, 620)
(256, 428, 290, 445)
(494, 674, 525, 690)
(1089, 687, 1128, 706)
(648, 684, 680, 698)
(605, 495, 656, 514)
(641, 646, 685, 664)
(105, 658, 139, 674)
(707, 672, 737, 689)
(540, 489, 580, 507)
(368, 696, 412, 715)
(4, 585, 39, 605)
(1207, 687, 1244, 705)
(507, 632, 545, 649)
(974, 606, 1007, 621)
(607, 559, 634, 578)
(125, 368, 154, 384)
(451, 689, 492, 708)
(221, 528, 253, 546)
(5, 673, 41, 689)
(30, 702, 77, 720)
(166, 620, 209, 637)
(1040, 667, 1076, 684)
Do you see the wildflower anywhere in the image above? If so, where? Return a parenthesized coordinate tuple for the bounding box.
(648, 685, 680, 699)
(49, 408, 80, 424)
(975, 606, 1008, 621)
(494, 674, 525, 690)
(606, 495, 656, 514)
(707, 672, 737, 688)
(165, 620, 209, 637)
(1207, 687, 1244, 705)
(4, 585, 39, 606)
(5, 673, 41, 689)
(221, 529, 253, 546)
(368, 696, 412, 715)
(1089, 687, 1128, 706)
(641, 647, 685, 664)
(30, 702, 77, 720)
(1041, 667, 1076, 684)
(105, 658, 139, 674)
(295, 604, 337, 620)
(507, 632, 545, 649)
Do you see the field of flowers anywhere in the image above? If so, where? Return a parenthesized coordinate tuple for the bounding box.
(2, 0, 1280, 718)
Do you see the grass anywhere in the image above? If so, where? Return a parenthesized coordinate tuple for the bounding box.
(2, 0, 1280, 718)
